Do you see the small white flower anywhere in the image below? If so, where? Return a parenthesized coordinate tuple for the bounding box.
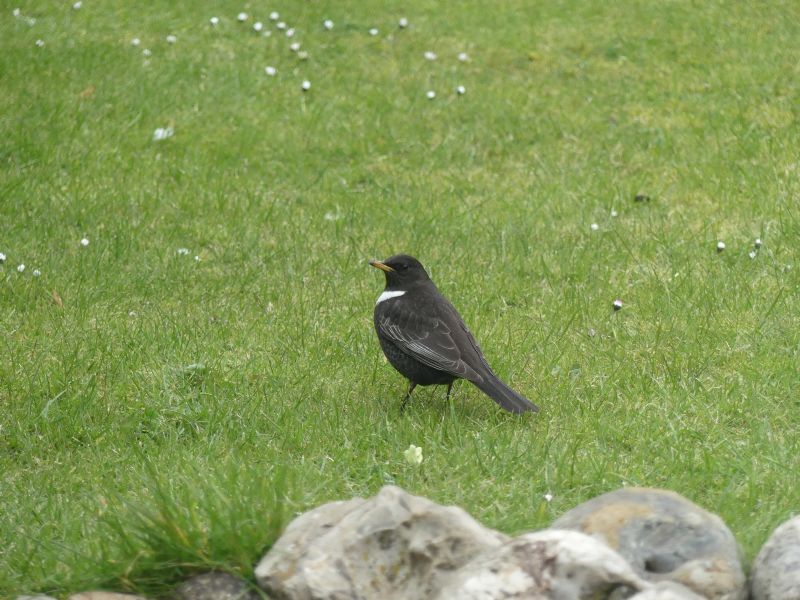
(323, 19, 334, 30)
(35, 39, 45, 48)
(265, 302, 274, 313)
(456, 85, 466, 95)
(613, 299, 623, 311)
(544, 493, 553, 502)
(177, 248, 190, 256)
(404, 444, 423, 465)
(297, 50, 308, 60)
(269, 11, 279, 21)
(262, 30, 272, 37)
(194, 255, 200, 262)
(142, 48, 152, 57)
(610, 209, 618, 217)
(128, 310, 137, 317)
(209, 16, 219, 26)
(749, 251, 757, 259)
(237, 12, 248, 22)
(166, 34, 177, 44)
(27, 16, 36, 25)
(17, 264, 25, 273)
(253, 21, 263, 32)
(301, 80, 311, 91)
(458, 52, 469, 62)
(0, 252, 6, 263)
(265, 66, 277, 76)
(398, 17, 408, 28)
(33, 269, 41, 277)
(426, 90, 436, 99)
(13, 8, 21, 17)
(754, 238, 762, 249)
(131, 37, 141, 46)
(285, 27, 295, 37)
(590, 223, 599, 231)
(276, 21, 286, 30)
(716, 241, 726, 252)
(80, 238, 90, 247)
(152, 127, 174, 141)
(73, 1, 82, 10)
(369, 27, 379, 36)
(424, 51, 437, 61)
(290, 42, 301, 52)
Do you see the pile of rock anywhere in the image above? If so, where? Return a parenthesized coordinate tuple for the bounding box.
(17, 485, 800, 599)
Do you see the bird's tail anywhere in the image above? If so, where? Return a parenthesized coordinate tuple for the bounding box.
(472, 373, 539, 414)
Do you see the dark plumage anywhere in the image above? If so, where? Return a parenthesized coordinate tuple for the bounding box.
(369, 254, 538, 414)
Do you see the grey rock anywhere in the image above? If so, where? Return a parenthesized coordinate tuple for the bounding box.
(629, 582, 708, 599)
(551, 487, 745, 600)
(254, 485, 508, 600)
(16, 596, 58, 600)
(173, 572, 259, 600)
(434, 529, 648, 599)
(750, 515, 800, 600)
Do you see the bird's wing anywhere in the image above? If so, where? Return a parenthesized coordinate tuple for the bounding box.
(377, 300, 483, 382)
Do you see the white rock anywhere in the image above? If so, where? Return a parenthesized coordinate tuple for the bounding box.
(435, 529, 648, 600)
(751, 516, 800, 600)
(255, 486, 507, 600)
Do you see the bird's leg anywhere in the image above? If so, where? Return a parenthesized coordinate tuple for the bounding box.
(446, 381, 454, 400)
(400, 382, 417, 414)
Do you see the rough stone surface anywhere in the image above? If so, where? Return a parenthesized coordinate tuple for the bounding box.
(551, 487, 746, 600)
(629, 582, 708, 600)
(434, 529, 648, 599)
(173, 572, 259, 600)
(16, 597, 58, 600)
(750, 515, 800, 600)
(68, 593, 148, 600)
(254, 485, 508, 600)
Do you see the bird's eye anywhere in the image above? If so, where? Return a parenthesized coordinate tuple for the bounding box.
(399, 263, 409, 271)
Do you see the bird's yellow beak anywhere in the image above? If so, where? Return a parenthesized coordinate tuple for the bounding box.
(369, 259, 395, 273)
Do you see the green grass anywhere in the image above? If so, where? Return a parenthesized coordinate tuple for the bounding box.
(2, 0, 799, 596)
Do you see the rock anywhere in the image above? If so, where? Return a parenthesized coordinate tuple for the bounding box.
(68, 593, 148, 600)
(750, 515, 800, 600)
(551, 487, 745, 600)
(629, 582, 708, 599)
(172, 572, 259, 600)
(433, 529, 648, 599)
(16, 596, 58, 600)
(254, 485, 508, 600)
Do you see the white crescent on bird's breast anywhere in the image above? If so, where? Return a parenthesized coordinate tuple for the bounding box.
(376, 290, 405, 305)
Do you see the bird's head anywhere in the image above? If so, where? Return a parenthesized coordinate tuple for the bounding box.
(369, 254, 430, 288)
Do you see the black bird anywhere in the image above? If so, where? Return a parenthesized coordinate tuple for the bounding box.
(369, 254, 538, 414)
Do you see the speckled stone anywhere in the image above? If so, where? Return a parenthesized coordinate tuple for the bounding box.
(254, 485, 508, 600)
(433, 529, 648, 599)
(750, 515, 800, 600)
(172, 572, 259, 600)
(551, 487, 746, 600)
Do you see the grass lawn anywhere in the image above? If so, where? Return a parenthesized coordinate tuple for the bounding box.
(2, 0, 799, 596)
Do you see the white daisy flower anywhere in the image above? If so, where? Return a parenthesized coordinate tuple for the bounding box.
(80, 238, 90, 247)
(237, 12, 248, 22)
(456, 85, 466, 95)
(209, 17, 219, 26)
(17, 264, 25, 273)
(424, 51, 437, 61)
(166, 34, 177, 44)
(323, 19, 334, 30)
(426, 90, 436, 99)
(398, 17, 408, 28)
(301, 80, 311, 91)
(403, 444, 423, 465)
(265, 66, 277, 76)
